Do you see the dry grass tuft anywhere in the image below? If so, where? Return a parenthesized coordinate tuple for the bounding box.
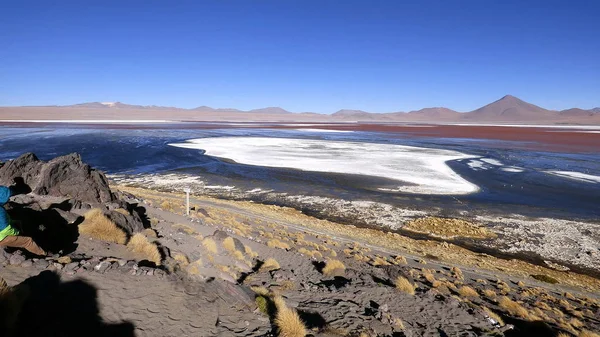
(297, 247, 311, 256)
(232, 250, 246, 261)
(223, 237, 236, 252)
(244, 245, 259, 259)
(498, 296, 529, 319)
(260, 258, 281, 272)
(371, 256, 390, 266)
(457, 286, 479, 298)
(172, 252, 190, 266)
(267, 239, 291, 250)
(403, 216, 495, 239)
(273, 296, 307, 337)
(186, 259, 203, 275)
(394, 255, 408, 265)
(531, 274, 559, 284)
(114, 208, 130, 216)
(579, 331, 600, 337)
(533, 301, 551, 310)
(79, 209, 127, 244)
(142, 228, 158, 238)
(483, 307, 505, 326)
(451, 266, 464, 280)
(322, 259, 346, 276)
(394, 276, 416, 295)
(127, 233, 162, 265)
(393, 317, 405, 331)
(173, 223, 196, 235)
(423, 271, 436, 284)
(202, 237, 218, 254)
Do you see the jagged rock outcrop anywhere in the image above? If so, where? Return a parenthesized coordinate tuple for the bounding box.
(0, 152, 114, 204)
(104, 209, 145, 235)
(1, 153, 148, 254)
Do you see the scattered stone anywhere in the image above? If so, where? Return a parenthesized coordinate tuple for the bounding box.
(64, 262, 80, 271)
(52, 262, 63, 270)
(20, 259, 33, 268)
(9, 253, 26, 266)
(118, 259, 127, 267)
(94, 261, 112, 273)
(33, 259, 49, 270)
(80, 261, 93, 271)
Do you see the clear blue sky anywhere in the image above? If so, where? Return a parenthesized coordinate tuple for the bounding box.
(1, 0, 598, 113)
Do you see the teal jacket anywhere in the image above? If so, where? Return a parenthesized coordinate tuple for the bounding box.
(0, 186, 19, 241)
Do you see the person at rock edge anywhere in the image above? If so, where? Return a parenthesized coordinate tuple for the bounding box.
(0, 185, 46, 256)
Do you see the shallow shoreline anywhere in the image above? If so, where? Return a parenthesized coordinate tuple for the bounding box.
(115, 184, 600, 293)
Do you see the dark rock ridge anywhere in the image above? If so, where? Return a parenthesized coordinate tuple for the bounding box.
(0, 152, 114, 204)
(0, 153, 148, 253)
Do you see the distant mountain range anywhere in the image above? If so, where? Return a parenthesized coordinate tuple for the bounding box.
(2, 95, 599, 124)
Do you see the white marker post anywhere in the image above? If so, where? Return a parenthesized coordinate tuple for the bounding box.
(184, 187, 191, 216)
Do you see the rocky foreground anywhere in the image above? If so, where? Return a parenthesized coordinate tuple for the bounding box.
(0, 153, 599, 337)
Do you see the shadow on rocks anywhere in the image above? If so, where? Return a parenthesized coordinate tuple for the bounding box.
(13, 270, 135, 337)
(8, 206, 80, 255)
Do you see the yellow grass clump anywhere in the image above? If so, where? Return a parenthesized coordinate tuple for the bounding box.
(127, 233, 162, 265)
(79, 209, 127, 244)
(394, 255, 408, 265)
(457, 286, 479, 298)
(114, 208, 130, 216)
(173, 223, 196, 235)
(394, 276, 416, 295)
(322, 259, 346, 276)
(172, 252, 190, 266)
(142, 228, 158, 238)
(244, 245, 259, 258)
(202, 237, 218, 254)
(298, 247, 311, 256)
(498, 296, 529, 319)
(260, 258, 281, 272)
(482, 289, 497, 298)
(579, 331, 600, 337)
(223, 237, 236, 252)
(371, 256, 390, 266)
(232, 250, 245, 261)
(423, 270, 436, 284)
(482, 307, 505, 326)
(267, 239, 291, 250)
(451, 266, 464, 280)
(403, 216, 495, 239)
(273, 296, 307, 337)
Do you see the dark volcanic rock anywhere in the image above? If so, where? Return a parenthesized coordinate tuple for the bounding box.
(104, 209, 145, 235)
(52, 208, 83, 225)
(0, 153, 42, 189)
(33, 259, 50, 270)
(212, 230, 245, 252)
(0, 152, 115, 204)
(33, 153, 115, 203)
